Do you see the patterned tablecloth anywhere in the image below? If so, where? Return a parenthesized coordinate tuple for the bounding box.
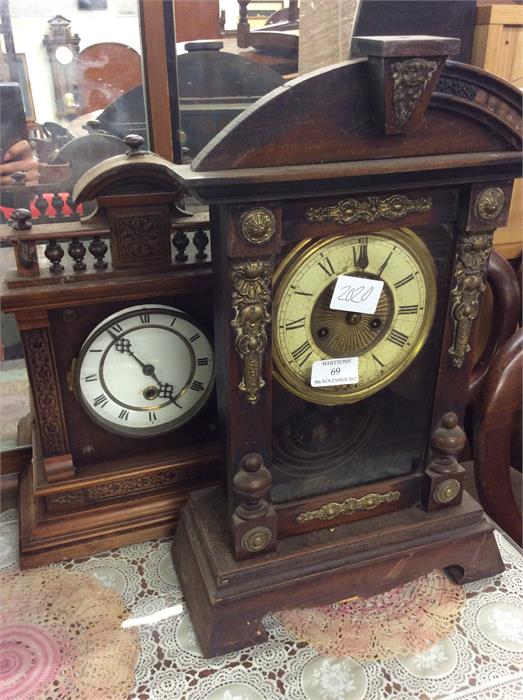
(1, 508, 522, 700)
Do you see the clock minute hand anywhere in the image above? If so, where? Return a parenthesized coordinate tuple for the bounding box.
(109, 332, 179, 399)
(356, 238, 369, 271)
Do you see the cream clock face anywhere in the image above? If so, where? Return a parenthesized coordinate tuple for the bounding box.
(75, 304, 214, 436)
(273, 228, 437, 404)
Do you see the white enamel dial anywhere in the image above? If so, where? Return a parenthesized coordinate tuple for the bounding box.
(75, 304, 214, 437)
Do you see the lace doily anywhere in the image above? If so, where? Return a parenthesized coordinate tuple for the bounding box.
(0, 567, 138, 700)
(1, 509, 522, 700)
(273, 569, 465, 661)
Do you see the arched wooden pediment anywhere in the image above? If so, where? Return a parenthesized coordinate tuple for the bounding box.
(73, 151, 181, 204)
(192, 56, 521, 173)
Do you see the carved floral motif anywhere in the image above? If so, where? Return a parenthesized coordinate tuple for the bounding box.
(116, 214, 167, 261)
(24, 328, 68, 456)
(305, 194, 432, 225)
(448, 232, 493, 368)
(230, 260, 272, 405)
(391, 58, 438, 128)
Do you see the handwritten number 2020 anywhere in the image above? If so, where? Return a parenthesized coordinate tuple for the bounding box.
(337, 284, 374, 304)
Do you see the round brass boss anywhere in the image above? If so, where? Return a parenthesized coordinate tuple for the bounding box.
(434, 478, 461, 504)
(241, 526, 273, 553)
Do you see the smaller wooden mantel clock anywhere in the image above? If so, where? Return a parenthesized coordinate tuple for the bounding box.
(2, 136, 218, 568)
(170, 36, 522, 656)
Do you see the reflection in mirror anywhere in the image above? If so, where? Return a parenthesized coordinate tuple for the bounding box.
(0, 0, 147, 452)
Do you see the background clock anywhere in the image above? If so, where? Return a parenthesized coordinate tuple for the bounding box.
(273, 227, 437, 404)
(75, 304, 214, 437)
(3, 144, 220, 567)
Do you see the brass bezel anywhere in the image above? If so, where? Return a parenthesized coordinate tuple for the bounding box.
(272, 227, 437, 405)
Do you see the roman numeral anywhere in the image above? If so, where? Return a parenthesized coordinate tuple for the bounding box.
(317, 257, 335, 277)
(118, 409, 129, 421)
(170, 317, 177, 327)
(377, 251, 393, 276)
(139, 312, 150, 324)
(291, 340, 312, 367)
(189, 332, 201, 343)
(149, 411, 157, 423)
(197, 357, 209, 366)
(292, 287, 313, 297)
(190, 380, 205, 392)
(111, 323, 122, 334)
(372, 353, 384, 368)
(285, 317, 306, 331)
(394, 274, 414, 289)
(388, 329, 409, 347)
(398, 304, 419, 315)
(93, 393, 108, 408)
(84, 374, 97, 382)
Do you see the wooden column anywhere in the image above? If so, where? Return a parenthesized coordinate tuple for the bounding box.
(16, 310, 75, 483)
(212, 203, 281, 558)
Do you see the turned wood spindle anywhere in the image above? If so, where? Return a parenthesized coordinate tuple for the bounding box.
(34, 192, 49, 221)
(89, 236, 108, 270)
(52, 192, 65, 218)
(194, 227, 209, 261)
(68, 238, 87, 270)
(237, 0, 251, 49)
(45, 240, 65, 273)
(173, 230, 189, 262)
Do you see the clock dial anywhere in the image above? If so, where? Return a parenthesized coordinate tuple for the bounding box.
(273, 228, 437, 404)
(75, 304, 214, 436)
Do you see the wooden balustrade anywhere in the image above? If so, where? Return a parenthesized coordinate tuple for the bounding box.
(3, 209, 211, 288)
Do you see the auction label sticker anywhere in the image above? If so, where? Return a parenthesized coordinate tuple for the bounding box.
(311, 357, 359, 387)
(330, 275, 384, 315)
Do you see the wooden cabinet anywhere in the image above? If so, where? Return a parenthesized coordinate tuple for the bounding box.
(473, 4, 523, 259)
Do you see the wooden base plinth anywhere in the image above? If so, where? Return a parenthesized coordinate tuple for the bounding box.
(19, 456, 218, 569)
(173, 486, 504, 658)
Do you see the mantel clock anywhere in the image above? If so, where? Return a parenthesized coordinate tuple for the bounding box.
(2, 136, 218, 567)
(170, 36, 522, 656)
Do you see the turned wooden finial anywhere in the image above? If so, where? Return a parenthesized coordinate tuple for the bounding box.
(429, 412, 466, 474)
(233, 452, 272, 520)
(11, 171, 27, 185)
(11, 208, 32, 230)
(124, 134, 146, 157)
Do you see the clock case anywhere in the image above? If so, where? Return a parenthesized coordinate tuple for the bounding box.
(170, 36, 522, 656)
(2, 140, 219, 568)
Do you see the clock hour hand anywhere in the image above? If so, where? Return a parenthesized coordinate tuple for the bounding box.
(110, 331, 158, 378)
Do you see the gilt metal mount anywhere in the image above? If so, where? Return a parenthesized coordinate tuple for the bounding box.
(296, 490, 401, 524)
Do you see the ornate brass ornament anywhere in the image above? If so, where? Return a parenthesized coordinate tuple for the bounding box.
(475, 187, 505, 222)
(305, 194, 432, 225)
(230, 259, 272, 405)
(239, 207, 276, 245)
(241, 526, 273, 553)
(433, 478, 461, 504)
(296, 490, 401, 524)
(391, 58, 438, 128)
(448, 232, 493, 368)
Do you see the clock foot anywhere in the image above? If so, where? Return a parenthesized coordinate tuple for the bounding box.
(173, 485, 504, 658)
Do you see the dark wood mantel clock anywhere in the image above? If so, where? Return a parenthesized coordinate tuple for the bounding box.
(170, 36, 522, 656)
(2, 136, 218, 568)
